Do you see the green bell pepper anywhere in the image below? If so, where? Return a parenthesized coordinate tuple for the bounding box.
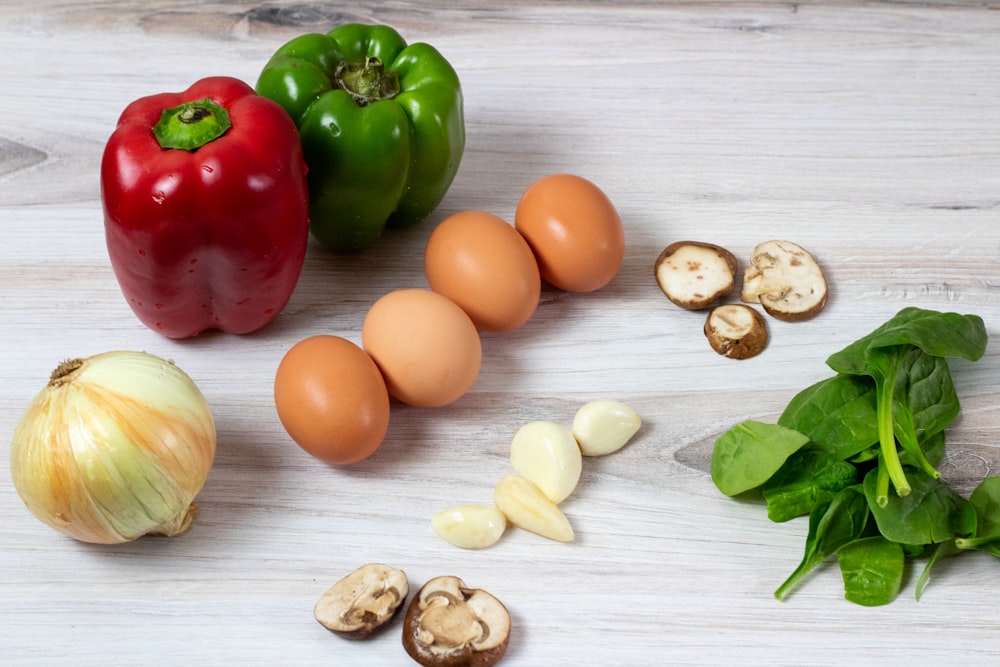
(256, 23, 465, 251)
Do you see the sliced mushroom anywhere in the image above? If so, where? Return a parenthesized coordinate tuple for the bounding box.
(741, 240, 828, 321)
(654, 241, 737, 310)
(704, 304, 768, 359)
(402, 575, 511, 667)
(314, 563, 409, 639)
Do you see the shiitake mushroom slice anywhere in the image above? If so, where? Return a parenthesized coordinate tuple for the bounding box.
(741, 240, 828, 322)
(314, 563, 409, 639)
(402, 575, 511, 667)
(654, 241, 738, 310)
(704, 304, 769, 360)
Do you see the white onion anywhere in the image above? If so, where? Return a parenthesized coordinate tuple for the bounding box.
(10, 351, 216, 544)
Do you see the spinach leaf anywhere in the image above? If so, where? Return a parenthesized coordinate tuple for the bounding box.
(863, 467, 976, 545)
(899, 350, 960, 443)
(778, 373, 878, 460)
(778, 352, 957, 465)
(711, 421, 811, 497)
(762, 447, 857, 522)
(848, 444, 880, 464)
(775, 485, 870, 601)
(713, 308, 989, 606)
(826, 307, 988, 375)
(955, 476, 1000, 556)
(837, 536, 905, 606)
(899, 431, 945, 469)
(825, 308, 986, 504)
(915, 540, 962, 601)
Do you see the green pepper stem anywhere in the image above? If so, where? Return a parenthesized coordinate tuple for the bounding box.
(335, 57, 400, 107)
(153, 98, 231, 151)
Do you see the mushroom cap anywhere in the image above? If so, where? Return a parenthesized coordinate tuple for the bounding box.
(314, 563, 409, 638)
(654, 241, 738, 310)
(402, 575, 511, 667)
(741, 240, 828, 321)
(704, 304, 769, 359)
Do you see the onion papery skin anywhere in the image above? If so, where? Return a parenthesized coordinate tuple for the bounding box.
(10, 351, 216, 544)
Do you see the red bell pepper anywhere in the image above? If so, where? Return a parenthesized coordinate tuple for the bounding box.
(101, 76, 310, 339)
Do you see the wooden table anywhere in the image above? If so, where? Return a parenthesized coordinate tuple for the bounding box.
(3, 1, 999, 664)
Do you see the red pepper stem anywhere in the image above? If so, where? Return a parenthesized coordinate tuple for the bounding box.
(334, 57, 399, 107)
(153, 98, 231, 151)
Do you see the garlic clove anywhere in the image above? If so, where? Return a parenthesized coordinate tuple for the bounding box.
(572, 399, 641, 456)
(493, 475, 574, 543)
(431, 504, 507, 550)
(509, 420, 582, 504)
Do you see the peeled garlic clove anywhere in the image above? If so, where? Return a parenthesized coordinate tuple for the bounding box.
(509, 420, 582, 504)
(493, 475, 574, 543)
(432, 504, 507, 550)
(572, 400, 641, 456)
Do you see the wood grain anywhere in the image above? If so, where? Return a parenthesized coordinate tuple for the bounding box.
(3, 1, 1000, 664)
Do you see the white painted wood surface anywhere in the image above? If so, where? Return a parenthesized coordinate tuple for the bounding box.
(3, 1, 1000, 664)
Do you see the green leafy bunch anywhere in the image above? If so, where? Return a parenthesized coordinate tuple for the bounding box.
(711, 307, 993, 606)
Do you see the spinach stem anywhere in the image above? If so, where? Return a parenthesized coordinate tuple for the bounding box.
(955, 536, 991, 550)
(893, 404, 941, 480)
(875, 458, 890, 509)
(774, 570, 806, 601)
(876, 362, 910, 502)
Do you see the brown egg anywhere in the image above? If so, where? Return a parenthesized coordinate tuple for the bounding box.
(514, 173, 625, 292)
(273, 335, 390, 465)
(424, 211, 541, 332)
(362, 289, 482, 408)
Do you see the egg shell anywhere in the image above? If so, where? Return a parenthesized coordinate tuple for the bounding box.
(362, 288, 482, 408)
(273, 335, 390, 465)
(425, 211, 541, 332)
(514, 173, 625, 293)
